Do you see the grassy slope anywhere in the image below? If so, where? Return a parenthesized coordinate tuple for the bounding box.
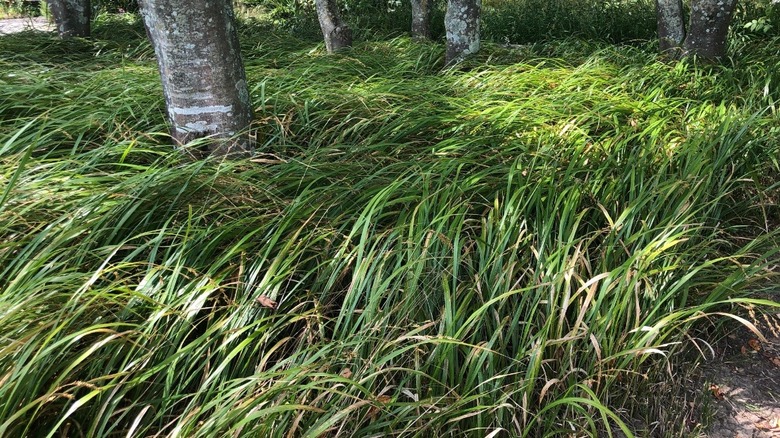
(1, 15, 779, 437)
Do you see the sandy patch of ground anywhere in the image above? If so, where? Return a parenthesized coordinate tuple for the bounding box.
(0, 17, 53, 35)
(697, 305, 780, 438)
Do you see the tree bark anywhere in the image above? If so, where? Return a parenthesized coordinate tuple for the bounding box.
(682, 0, 737, 60)
(656, 0, 685, 54)
(445, 0, 481, 65)
(315, 0, 352, 53)
(139, 0, 254, 158)
(46, 0, 90, 38)
(411, 0, 431, 40)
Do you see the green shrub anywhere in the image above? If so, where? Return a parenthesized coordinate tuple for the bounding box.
(1, 0, 41, 17)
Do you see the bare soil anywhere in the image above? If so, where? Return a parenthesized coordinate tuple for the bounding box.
(0, 17, 52, 35)
(696, 303, 780, 437)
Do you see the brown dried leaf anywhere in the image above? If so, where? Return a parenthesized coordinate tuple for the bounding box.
(538, 378, 560, 402)
(256, 295, 277, 309)
(756, 417, 780, 431)
(339, 368, 353, 379)
(710, 384, 725, 400)
(367, 396, 391, 420)
(748, 339, 762, 351)
(366, 395, 393, 419)
(771, 357, 780, 367)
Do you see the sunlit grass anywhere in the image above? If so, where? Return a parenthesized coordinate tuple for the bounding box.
(1, 14, 779, 437)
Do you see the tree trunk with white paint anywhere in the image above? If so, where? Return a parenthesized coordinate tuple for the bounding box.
(139, 0, 254, 158)
(411, 0, 431, 40)
(444, 0, 480, 65)
(656, 0, 685, 54)
(46, 0, 90, 38)
(315, 0, 352, 53)
(683, 0, 737, 60)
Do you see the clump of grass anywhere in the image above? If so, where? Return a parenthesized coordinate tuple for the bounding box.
(1, 24, 779, 437)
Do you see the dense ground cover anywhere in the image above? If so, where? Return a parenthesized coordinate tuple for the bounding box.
(1, 14, 779, 437)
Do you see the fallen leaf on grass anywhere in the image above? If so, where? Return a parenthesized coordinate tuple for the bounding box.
(256, 295, 277, 309)
(771, 356, 780, 367)
(367, 395, 392, 419)
(710, 384, 725, 400)
(748, 339, 762, 351)
(339, 368, 353, 379)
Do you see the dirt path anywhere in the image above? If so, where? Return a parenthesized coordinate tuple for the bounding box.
(0, 17, 53, 35)
(697, 307, 780, 437)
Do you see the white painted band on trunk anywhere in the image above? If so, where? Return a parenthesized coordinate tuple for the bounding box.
(172, 105, 233, 115)
(176, 121, 221, 133)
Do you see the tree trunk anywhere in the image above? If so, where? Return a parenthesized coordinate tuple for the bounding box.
(46, 0, 90, 38)
(656, 0, 685, 54)
(682, 0, 737, 60)
(315, 0, 352, 53)
(444, 0, 481, 65)
(410, 0, 431, 40)
(139, 0, 254, 158)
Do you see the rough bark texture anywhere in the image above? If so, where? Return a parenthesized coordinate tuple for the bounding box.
(139, 0, 254, 158)
(445, 0, 481, 65)
(410, 0, 431, 40)
(656, 0, 685, 53)
(315, 0, 352, 53)
(46, 0, 90, 38)
(683, 0, 737, 60)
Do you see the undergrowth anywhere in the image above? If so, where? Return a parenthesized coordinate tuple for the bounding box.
(1, 14, 779, 437)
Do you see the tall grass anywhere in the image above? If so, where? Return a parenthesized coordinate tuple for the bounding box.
(482, 0, 657, 44)
(1, 14, 779, 437)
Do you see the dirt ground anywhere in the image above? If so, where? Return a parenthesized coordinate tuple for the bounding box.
(0, 16, 52, 34)
(1, 16, 779, 438)
(695, 303, 780, 438)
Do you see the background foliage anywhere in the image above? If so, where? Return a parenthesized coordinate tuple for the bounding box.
(4, 0, 780, 41)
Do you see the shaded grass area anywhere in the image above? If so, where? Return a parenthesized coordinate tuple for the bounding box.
(1, 15, 780, 437)
(481, 0, 657, 44)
